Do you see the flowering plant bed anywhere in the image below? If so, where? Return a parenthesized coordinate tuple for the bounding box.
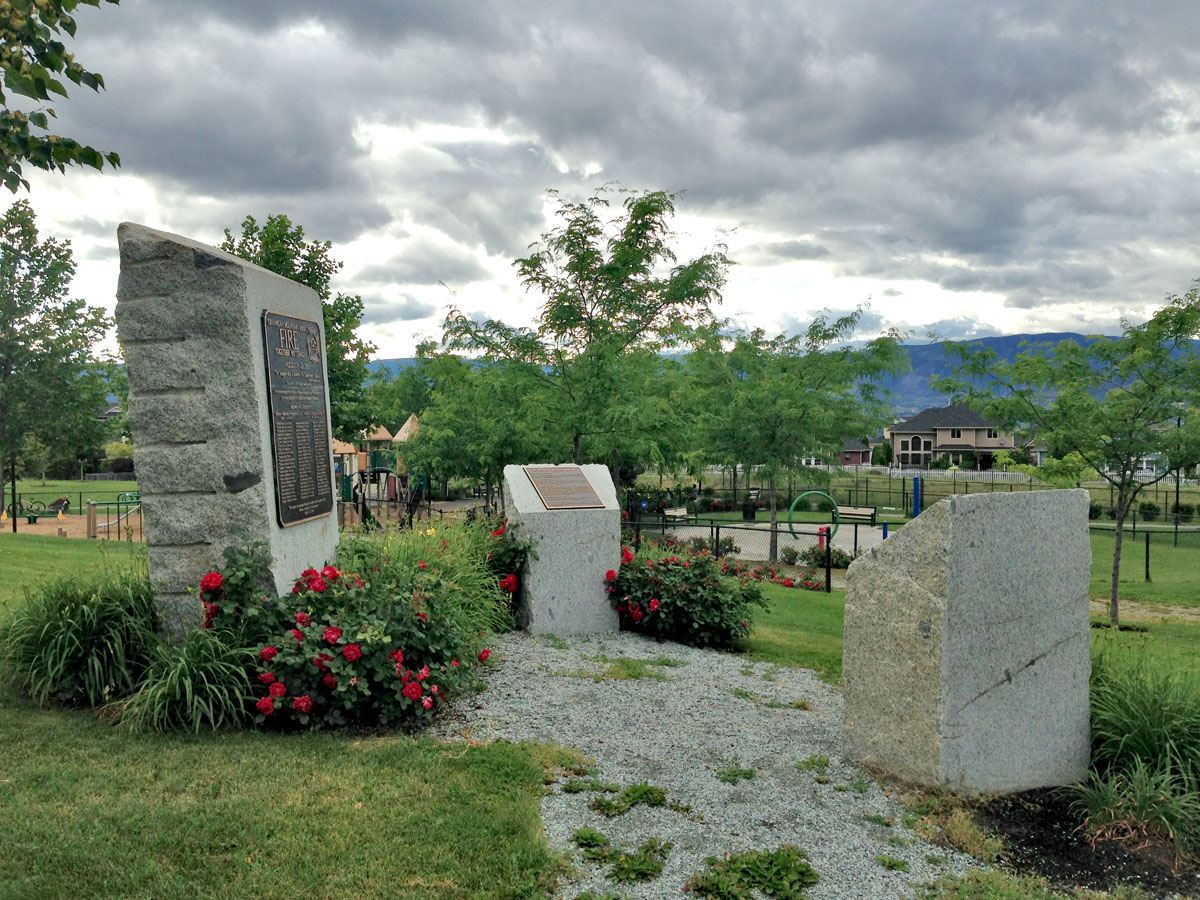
(719, 559, 825, 591)
(605, 544, 766, 648)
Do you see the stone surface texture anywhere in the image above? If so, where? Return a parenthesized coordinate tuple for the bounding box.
(502, 464, 620, 635)
(842, 489, 1091, 793)
(115, 223, 337, 636)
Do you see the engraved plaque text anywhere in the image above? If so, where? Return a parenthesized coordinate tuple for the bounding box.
(524, 466, 604, 510)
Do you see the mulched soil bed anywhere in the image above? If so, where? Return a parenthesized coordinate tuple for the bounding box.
(979, 788, 1200, 897)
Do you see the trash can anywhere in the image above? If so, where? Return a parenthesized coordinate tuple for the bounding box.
(742, 496, 756, 521)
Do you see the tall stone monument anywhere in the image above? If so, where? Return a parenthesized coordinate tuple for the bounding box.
(115, 224, 338, 636)
(502, 464, 620, 635)
(842, 489, 1091, 793)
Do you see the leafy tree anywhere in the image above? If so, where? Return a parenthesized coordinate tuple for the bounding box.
(443, 188, 728, 482)
(689, 311, 908, 560)
(2, 0, 121, 192)
(941, 291, 1200, 627)
(871, 441, 893, 467)
(220, 214, 376, 441)
(366, 352, 434, 435)
(403, 352, 550, 509)
(0, 199, 110, 525)
(17, 433, 51, 484)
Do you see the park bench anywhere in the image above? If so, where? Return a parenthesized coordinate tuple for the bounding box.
(837, 505, 877, 526)
(662, 506, 689, 523)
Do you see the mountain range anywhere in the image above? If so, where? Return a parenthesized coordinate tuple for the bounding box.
(367, 332, 1114, 417)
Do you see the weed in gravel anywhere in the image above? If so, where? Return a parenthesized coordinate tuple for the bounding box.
(575, 892, 629, 900)
(875, 854, 910, 872)
(924, 853, 947, 866)
(685, 845, 819, 899)
(558, 655, 682, 682)
(761, 697, 814, 710)
(716, 760, 757, 785)
(888, 835, 913, 847)
(730, 687, 758, 701)
(796, 754, 829, 775)
(899, 792, 1002, 863)
(864, 813, 894, 827)
(607, 836, 672, 883)
(739, 665, 756, 676)
(572, 827, 616, 862)
(762, 666, 782, 681)
(541, 634, 570, 650)
(562, 778, 620, 794)
(590, 781, 669, 816)
(849, 775, 873, 794)
(919, 868, 1158, 899)
(942, 809, 1002, 863)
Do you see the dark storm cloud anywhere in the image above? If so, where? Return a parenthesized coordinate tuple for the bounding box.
(52, 0, 1200, 321)
(360, 293, 438, 326)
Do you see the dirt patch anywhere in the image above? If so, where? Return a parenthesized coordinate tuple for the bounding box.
(0, 511, 141, 541)
(979, 788, 1200, 897)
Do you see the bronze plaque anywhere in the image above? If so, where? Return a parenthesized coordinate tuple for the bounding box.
(524, 466, 604, 510)
(262, 311, 334, 527)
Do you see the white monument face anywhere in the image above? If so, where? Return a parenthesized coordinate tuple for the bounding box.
(115, 223, 338, 636)
(842, 489, 1092, 793)
(502, 463, 621, 635)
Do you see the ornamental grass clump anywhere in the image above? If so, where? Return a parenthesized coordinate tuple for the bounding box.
(0, 569, 158, 707)
(606, 544, 766, 648)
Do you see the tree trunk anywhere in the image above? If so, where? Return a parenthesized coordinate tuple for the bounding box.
(572, 433, 581, 465)
(9, 454, 16, 534)
(768, 473, 778, 563)
(1110, 502, 1126, 628)
(732, 463, 738, 504)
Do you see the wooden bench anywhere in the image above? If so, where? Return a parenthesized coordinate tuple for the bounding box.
(662, 506, 689, 523)
(837, 505, 877, 526)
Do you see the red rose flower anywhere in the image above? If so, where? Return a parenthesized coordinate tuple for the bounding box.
(301, 568, 318, 578)
(313, 653, 333, 672)
(631, 608, 644, 622)
(200, 571, 223, 592)
(605, 569, 616, 581)
(354, 576, 364, 587)
(418, 560, 427, 570)
(343, 644, 362, 662)
(292, 695, 313, 714)
(308, 576, 327, 593)
(617, 604, 627, 615)
(491, 521, 506, 537)
(260, 646, 278, 662)
(258, 672, 276, 684)
(295, 611, 311, 627)
(621, 546, 634, 564)
(323, 673, 337, 689)
(499, 574, 517, 593)
(418, 664, 430, 681)
(422, 696, 433, 710)
(268, 681, 287, 698)
(416, 611, 428, 623)
(256, 697, 275, 716)
(291, 583, 303, 594)
(323, 626, 342, 644)
(649, 598, 659, 611)
(291, 628, 304, 643)
(402, 681, 422, 701)
(451, 659, 460, 667)
(478, 648, 491, 663)
(321, 565, 340, 580)
(388, 648, 404, 664)
(430, 684, 439, 695)
(783, 579, 794, 588)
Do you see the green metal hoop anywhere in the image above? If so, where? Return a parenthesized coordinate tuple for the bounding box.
(787, 491, 839, 540)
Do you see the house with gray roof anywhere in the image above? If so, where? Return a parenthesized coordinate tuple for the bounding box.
(889, 404, 1013, 469)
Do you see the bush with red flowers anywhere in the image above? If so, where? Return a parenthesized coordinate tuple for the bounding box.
(719, 559, 825, 592)
(482, 517, 535, 614)
(605, 544, 766, 648)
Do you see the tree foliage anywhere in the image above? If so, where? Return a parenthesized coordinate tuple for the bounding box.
(941, 288, 1200, 626)
(1, 0, 121, 192)
(443, 188, 729, 473)
(220, 214, 376, 442)
(689, 310, 908, 559)
(0, 199, 111, 512)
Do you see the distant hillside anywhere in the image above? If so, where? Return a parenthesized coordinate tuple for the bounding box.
(369, 332, 1137, 417)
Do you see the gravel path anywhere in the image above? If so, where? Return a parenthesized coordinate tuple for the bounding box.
(436, 631, 973, 899)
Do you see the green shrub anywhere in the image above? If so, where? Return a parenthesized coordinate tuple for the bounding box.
(119, 628, 257, 733)
(1088, 501, 1102, 520)
(779, 546, 800, 565)
(607, 546, 766, 648)
(686, 535, 741, 557)
(0, 571, 158, 706)
(1138, 501, 1160, 521)
(1172, 502, 1196, 522)
(798, 544, 855, 569)
(200, 521, 508, 729)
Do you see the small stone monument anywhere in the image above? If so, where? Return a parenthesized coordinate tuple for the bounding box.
(502, 464, 620, 635)
(842, 489, 1091, 793)
(115, 224, 338, 636)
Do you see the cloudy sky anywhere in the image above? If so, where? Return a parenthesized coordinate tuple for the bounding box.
(16, 0, 1200, 356)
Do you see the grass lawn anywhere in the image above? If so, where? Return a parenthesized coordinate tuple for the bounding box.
(740, 583, 846, 679)
(0, 534, 146, 611)
(7, 478, 139, 513)
(1089, 529, 1200, 609)
(0, 699, 565, 900)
